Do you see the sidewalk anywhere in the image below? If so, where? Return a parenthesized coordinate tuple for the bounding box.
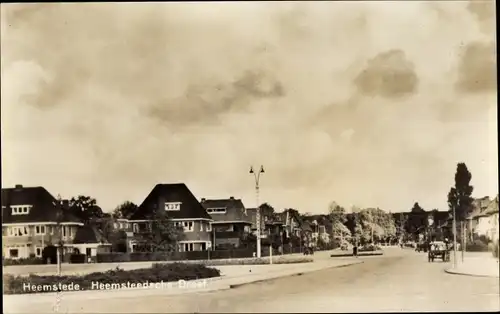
(445, 252, 499, 278)
(3, 258, 363, 306)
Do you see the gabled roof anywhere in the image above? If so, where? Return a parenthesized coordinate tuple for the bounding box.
(201, 197, 252, 224)
(129, 183, 212, 220)
(1, 186, 81, 224)
(73, 225, 109, 244)
(483, 198, 499, 216)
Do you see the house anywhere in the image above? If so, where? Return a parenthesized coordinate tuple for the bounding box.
(473, 196, 499, 241)
(1, 184, 102, 260)
(302, 214, 332, 246)
(276, 209, 302, 238)
(201, 196, 252, 248)
(466, 196, 491, 240)
(127, 183, 213, 252)
(246, 207, 285, 246)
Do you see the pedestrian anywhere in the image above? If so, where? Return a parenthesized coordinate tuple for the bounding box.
(353, 241, 358, 257)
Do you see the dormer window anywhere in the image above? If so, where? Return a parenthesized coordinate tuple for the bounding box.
(165, 202, 182, 211)
(11, 205, 32, 215)
(206, 208, 226, 214)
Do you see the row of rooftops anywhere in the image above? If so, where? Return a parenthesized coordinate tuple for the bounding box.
(3, 184, 498, 231)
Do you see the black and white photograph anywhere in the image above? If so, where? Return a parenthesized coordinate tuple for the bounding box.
(1, 1, 498, 313)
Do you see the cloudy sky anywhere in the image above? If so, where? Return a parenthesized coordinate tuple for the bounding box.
(1, 1, 496, 214)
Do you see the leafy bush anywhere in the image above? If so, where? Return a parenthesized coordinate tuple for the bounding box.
(3, 262, 221, 295)
(490, 240, 499, 258)
(3, 257, 45, 266)
(466, 239, 489, 252)
(359, 244, 382, 252)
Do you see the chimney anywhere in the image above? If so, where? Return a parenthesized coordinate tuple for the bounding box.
(14, 184, 23, 189)
(201, 198, 206, 202)
(229, 196, 234, 200)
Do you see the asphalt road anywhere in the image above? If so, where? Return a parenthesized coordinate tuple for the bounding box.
(7, 249, 500, 313)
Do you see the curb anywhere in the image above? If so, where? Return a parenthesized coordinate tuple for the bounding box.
(444, 268, 499, 279)
(330, 252, 384, 258)
(227, 260, 364, 289)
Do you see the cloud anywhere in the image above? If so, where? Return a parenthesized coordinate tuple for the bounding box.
(455, 41, 496, 93)
(353, 49, 418, 99)
(1, 2, 497, 213)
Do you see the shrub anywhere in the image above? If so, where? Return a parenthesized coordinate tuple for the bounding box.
(490, 240, 499, 258)
(358, 244, 382, 252)
(3, 262, 221, 295)
(466, 239, 489, 252)
(69, 254, 87, 264)
(3, 257, 45, 266)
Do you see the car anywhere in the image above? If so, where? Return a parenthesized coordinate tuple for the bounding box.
(428, 241, 450, 262)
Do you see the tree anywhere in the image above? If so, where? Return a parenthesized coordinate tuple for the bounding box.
(448, 163, 474, 222)
(328, 202, 350, 244)
(407, 202, 427, 240)
(448, 162, 474, 262)
(328, 201, 347, 225)
(68, 195, 104, 223)
(112, 201, 138, 219)
(138, 209, 184, 252)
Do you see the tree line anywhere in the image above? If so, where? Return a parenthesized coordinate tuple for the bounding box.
(55, 162, 478, 253)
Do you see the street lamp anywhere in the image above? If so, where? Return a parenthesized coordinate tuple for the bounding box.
(250, 165, 265, 258)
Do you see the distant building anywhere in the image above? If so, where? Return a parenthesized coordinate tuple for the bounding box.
(201, 197, 252, 248)
(127, 183, 213, 252)
(1, 185, 109, 260)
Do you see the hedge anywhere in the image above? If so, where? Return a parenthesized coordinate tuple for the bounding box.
(175, 255, 313, 266)
(466, 239, 489, 252)
(3, 262, 221, 295)
(358, 244, 382, 252)
(3, 257, 45, 266)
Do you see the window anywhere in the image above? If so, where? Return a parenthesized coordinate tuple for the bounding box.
(2, 228, 7, 236)
(206, 208, 226, 214)
(62, 226, 66, 237)
(35, 225, 46, 235)
(10, 226, 28, 236)
(9, 249, 19, 258)
(165, 202, 182, 211)
(68, 227, 72, 237)
(133, 223, 139, 233)
(207, 223, 212, 232)
(184, 243, 194, 252)
(215, 225, 234, 232)
(35, 247, 42, 257)
(11, 205, 32, 215)
(183, 221, 194, 232)
(200, 222, 204, 232)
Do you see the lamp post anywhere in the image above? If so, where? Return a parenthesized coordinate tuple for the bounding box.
(250, 165, 265, 258)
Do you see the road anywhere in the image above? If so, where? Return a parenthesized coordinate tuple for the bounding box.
(7, 249, 500, 313)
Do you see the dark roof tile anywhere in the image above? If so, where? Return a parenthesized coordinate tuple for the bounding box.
(129, 183, 212, 220)
(201, 198, 252, 223)
(1, 186, 82, 224)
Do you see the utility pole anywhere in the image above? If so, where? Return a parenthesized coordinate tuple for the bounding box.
(53, 196, 64, 276)
(250, 165, 265, 258)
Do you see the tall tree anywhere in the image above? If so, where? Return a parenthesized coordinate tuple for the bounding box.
(112, 201, 138, 219)
(328, 201, 350, 242)
(68, 195, 104, 223)
(408, 202, 427, 240)
(138, 209, 184, 252)
(448, 162, 474, 262)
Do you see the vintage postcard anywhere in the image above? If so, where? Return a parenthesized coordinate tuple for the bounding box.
(2, 1, 498, 313)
